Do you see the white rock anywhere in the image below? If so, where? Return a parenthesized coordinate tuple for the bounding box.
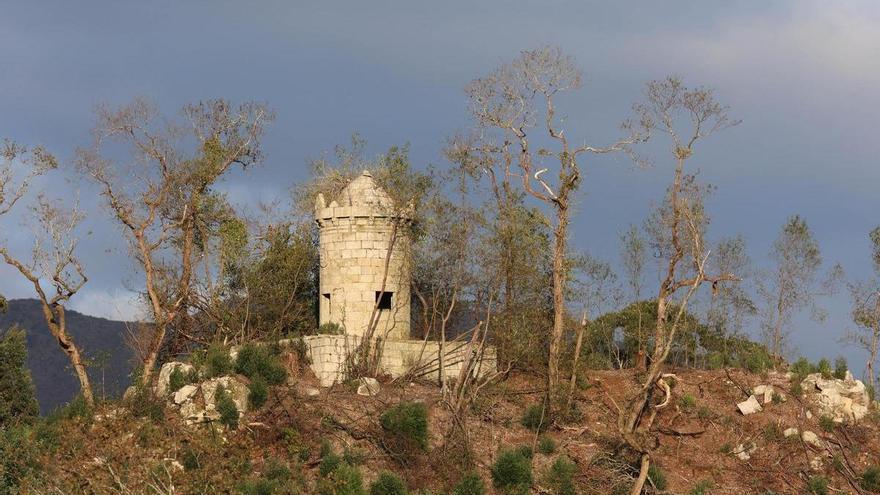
(801, 372, 871, 422)
(783, 427, 799, 438)
(806, 410, 813, 419)
(734, 443, 757, 461)
(802, 430, 824, 448)
(737, 395, 763, 415)
(156, 362, 195, 397)
(202, 376, 249, 414)
(357, 377, 380, 396)
(810, 456, 824, 471)
(305, 387, 321, 397)
(753, 385, 774, 404)
(173, 385, 199, 405)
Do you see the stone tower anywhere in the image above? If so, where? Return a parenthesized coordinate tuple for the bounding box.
(314, 171, 410, 341)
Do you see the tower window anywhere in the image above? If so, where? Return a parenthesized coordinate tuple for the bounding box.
(323, 293, 331, 312)
(375, 291, 393, 310)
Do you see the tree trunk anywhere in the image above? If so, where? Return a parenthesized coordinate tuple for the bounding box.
(547, 204, 570, 412)
(43, 304, 94, 406)
(630, 453, 650, 495)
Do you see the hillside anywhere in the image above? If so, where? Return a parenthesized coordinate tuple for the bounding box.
(0, 299, 133, 413)
(10, 355, 880, 495)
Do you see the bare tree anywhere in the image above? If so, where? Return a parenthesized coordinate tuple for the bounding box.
(1, 195, 95, 406)
(757, 215, 842, 364)
(619, 224, 648, 368)
(620, 77, 739, 495)
(845, 227, 880, 392)
(77, 98, 273, 386)
(459, 46, 646, 412)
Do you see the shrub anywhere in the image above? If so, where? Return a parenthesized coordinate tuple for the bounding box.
(544, 456, 576, 495)
(344, 447, 367, 466)
(248, 378, 269, 409)
(451, 471, 485, 495)
(370, 471, 408, 495)
(206, 343, 234, 377)
(127, 387, 163, 422)
(168, 365, 190, 394)
(491, 449, 532, 495)
(235, 344, 288, 385)
(861, 465, 880, 491)
(647, 464, 667, 491)
(319, 322, 344, 335)
(833, 357, 848, 380)
(791, 357, 814, 377)
(0, 327, 39, 427)
(819, 415, 835, 432)
(521, 404, 549, 433)
(515, 445, 534, 460)
(817, 358, 832, 379)
(762, 423, 782, 441)
(538, 436, 557, 454)
(318, 461, 365, 495)
(690, 480, 713, 495)
(679, 394, 697, 410)
(790, 381, 804, 398)
(0, 425, 42, 492)
(216, 385, 240, 429)
(181, 447, 200, 471)
(806, 476, 828, 495)
(380, 401, 429, 460)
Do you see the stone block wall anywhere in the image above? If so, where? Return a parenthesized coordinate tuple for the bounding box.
(302, 335, 498, 387)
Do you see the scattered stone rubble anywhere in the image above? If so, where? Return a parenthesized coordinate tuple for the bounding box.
(800, 371, 870, 423)
(155, 362, 250, 425)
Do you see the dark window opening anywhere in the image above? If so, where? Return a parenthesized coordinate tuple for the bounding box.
(375, 291, 393, 310)
(323, 293, 331, 311)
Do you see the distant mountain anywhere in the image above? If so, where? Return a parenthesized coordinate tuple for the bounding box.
(0, 299, 134, 414)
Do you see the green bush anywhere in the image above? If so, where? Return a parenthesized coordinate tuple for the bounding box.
(515, 445, 534, 460)
(790, 381, 804, 398)
(235, 344, 288, 385)
(544, 456, 576, 495)
(181, 447, 200, 471)
(168, 365, 199, 394)
(819, 415, 835, 432)
(679, 394, 697, 410)
(320, 442, 343, 476)
(318, 461, 365, 495)
(370, 471, 408, 495)
(538, 436, 557, 454)
(791, 357, 815, 377)
(127, 387, 163, 422)
(817, 358, 832, 379)
(0, 425, 43, 492)
(648, 464, 667, 491)
(206, 343, 234, 377)
(380, 401, 429, 460)
(248, 377, 269, 409)
(491, 449, 532, 495)
(833, 357, 848, 380)
(690, 480, 713, 495)
(344, 447, 367, 466)
(521, 404, 549, 433)
(861, 465, 880, 491)
(451, 471, 485, 495)
(0, 327, 39, 427)
(807, 476, 828, 495)
(216, 385, 240, 429)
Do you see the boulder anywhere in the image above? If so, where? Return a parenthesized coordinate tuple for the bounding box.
(737, 395, 763, 415)
(202, 376, 249, 414)
(173, 385, 199, 405)
(156, 362, 195, 397)
(800, 373, 871, 422)
(357, 377, 381, 396)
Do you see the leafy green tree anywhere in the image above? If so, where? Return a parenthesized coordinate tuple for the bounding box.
(757, 215, 842, 363)
(456, 46, 646, 413)
(0, 327, 39, 426)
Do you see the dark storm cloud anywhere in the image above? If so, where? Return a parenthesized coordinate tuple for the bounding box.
(1, 1, 878, 369)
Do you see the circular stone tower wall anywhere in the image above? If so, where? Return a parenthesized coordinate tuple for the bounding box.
(314, 171, 410, 341)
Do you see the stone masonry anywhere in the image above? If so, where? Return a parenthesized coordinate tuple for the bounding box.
(314, 170, 410, 340)
(307, 170, 496, 386)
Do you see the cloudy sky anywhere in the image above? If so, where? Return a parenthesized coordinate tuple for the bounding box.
(1, 1, 879, 371)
